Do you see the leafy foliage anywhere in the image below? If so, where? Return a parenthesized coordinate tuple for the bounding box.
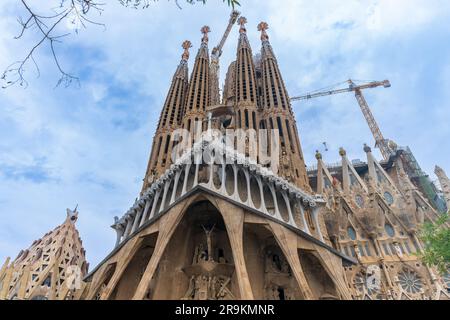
(419, 212, 450, 275)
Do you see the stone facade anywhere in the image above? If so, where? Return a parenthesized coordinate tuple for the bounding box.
(3, 14, 448, 301)
(308, 147, 450, 299)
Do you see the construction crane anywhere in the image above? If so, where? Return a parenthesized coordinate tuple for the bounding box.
(209, 10, 240, 105)
(291, 79, 394, 160)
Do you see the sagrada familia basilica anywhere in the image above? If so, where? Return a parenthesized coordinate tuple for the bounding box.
(1, 12, 449, 300)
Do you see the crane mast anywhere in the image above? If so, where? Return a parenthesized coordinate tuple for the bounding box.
(291, 79, 394, 160)
(210, 10, 240, 106)
(353, 87, 392, 160)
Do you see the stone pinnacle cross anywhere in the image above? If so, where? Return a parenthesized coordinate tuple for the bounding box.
(201, 25, 211, 44)
(237, 16, 247, 34)
(181, 40, 192, 61)
(257, 21, 269, 41)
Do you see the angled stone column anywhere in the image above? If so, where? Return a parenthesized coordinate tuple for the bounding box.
(215, 198, 254, 300)
(99, 236, 144, 300)
(0, 267, 13, 299)
(268, 221, 314, 299)
(132, 199, 190, 300)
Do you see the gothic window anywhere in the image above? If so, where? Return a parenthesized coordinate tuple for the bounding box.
(382, 242, 391, 255)
(398, 269, 423, 294)
(276, 117, 285, 148)
(384, 191, 394, 205)
(259, 120, 266, 129)
(365, 242, 372, 256)
(347, 226, 357, 240)
(31, 295, 48, 300)
(355, 194, 364, 208)
(164, 135, 170, 154)
(403, 241, 412, 254)
(252, 112, 256, 129)
(349, 246, 356, 258)
(384, 224, 395, 237)
(358, 244, 365, 257)
(285, 119, 295, 153)
(153, 137, 162, 167)
(244, 109, 249, 129)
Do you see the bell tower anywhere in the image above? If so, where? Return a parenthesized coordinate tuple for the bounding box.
(142, 41, 191, 192)
(257, 22, 309, 190)
(181, 26, 211, 145)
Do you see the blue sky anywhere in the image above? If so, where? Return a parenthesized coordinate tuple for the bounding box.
(1, 0, 449, 269)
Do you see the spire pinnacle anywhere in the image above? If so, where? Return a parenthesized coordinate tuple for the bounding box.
(257, 21, 269, 41)
(201, 25, 211, 44)
(181, 40, 192, 61)
(237, 16, 247, 34)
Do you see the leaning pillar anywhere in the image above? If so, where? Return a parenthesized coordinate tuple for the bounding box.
(216, 199, 254, 300)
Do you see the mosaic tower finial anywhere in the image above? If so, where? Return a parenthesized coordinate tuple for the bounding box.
(257, 21, 269, 41)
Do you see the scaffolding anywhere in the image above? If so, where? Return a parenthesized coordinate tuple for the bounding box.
(397, 146, 448, 213)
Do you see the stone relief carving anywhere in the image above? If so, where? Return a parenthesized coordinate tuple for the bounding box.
(182, 225, 235, 300)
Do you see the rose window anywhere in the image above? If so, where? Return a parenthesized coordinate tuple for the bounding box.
(398, 270, 423, 294)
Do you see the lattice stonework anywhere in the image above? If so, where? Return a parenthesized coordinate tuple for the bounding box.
(0, 209, 88, 300)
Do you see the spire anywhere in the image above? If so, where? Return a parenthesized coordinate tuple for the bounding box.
(256, 21, 309, 189)
(258, 22, 291, 112)
(157, 40, 191, 130)
(184, 26, 211, 115)
(234, 16, 258, 106)
(339, 147, 368, 194)
(142, 41, 191, 192)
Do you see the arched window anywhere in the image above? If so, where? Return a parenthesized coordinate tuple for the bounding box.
(385, 223, 395, 237)
(347, 226, 357, 240)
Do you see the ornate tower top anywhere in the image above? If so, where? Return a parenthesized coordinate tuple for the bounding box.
(257, 21, 269, 41)
(339, 147, 347, 157)
(201, 26, 211, 44)
(237, 16, 247, 34)
(181, 40, 192, 61)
